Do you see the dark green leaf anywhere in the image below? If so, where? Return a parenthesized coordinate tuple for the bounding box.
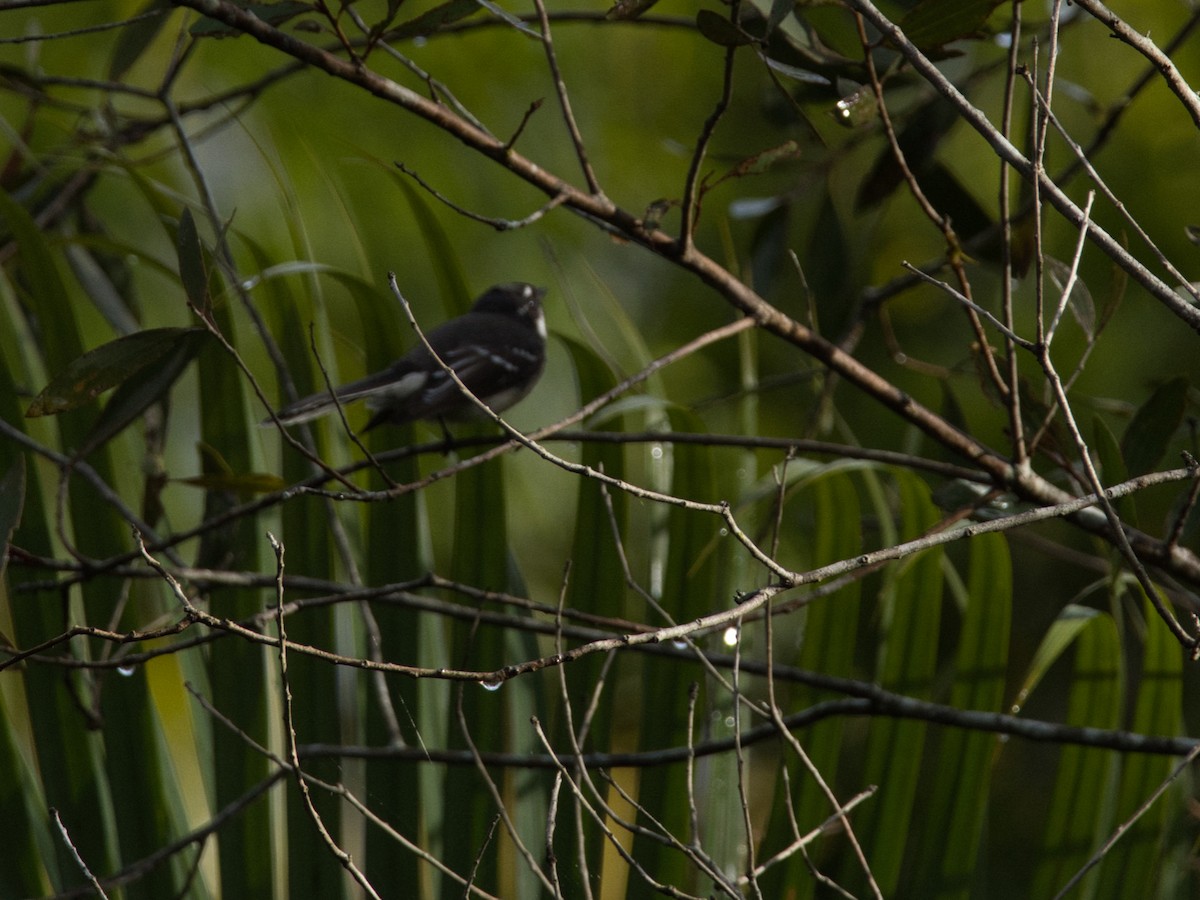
(389, 170, 471, 314)
(108, 0, 171, 81)
(76, 328, 210, 457)
(697, 9, 755, 46)
(855, 98, 958, 210)
(1121, 376, 1189, 476)
(26, 327, 206, 417)
(176, 208, 209, 312)
(64, 245, 140, 336)
(391, 0, 480, 40)
(765, 0, 793, 33)
(897, 0, 1002, 51)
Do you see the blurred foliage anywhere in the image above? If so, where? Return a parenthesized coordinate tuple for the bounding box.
(2, 0, 1200, 897)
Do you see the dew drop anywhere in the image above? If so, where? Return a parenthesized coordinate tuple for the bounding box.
(117, 665, 136, 677)
(723, 626, 739, 647)
(480, 681, 503, 693)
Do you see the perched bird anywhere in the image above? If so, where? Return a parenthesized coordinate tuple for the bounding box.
(270, 282, 547, 431)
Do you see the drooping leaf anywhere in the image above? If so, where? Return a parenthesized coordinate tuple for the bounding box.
(897, 0, 1003, 51)
(855, 98, 959, 211)
(76, 328, 210, 457)
(64, 245, 140, 336)
(697, 9, 755, 47)
(25, 327, 207, 417)
(1010, 604, 1101, 713)
(390, 0, 481, 40)
(389, 170, 471, 314)
(1121, 376, 1189, 476)
(108, 0, 172, 81)
(176, 208, 209, 313)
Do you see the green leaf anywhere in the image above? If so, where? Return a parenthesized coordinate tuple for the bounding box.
(1093, 590, 1182, 898)
(852, 471, 943, 894)
(26, 327, 207, 418)
(1030, 609, 1121, 896)
(176, 208, 210, 312)
(389, 171, 471, 314)
(391, 0, 480, 39)
(918, 532, 1012, 897)
(1121, 376, 1189, 476)
(108, 0, 171, 81)
(897, 0, 1002, 51)
(1011, 604, 1099, 712)
(697, 9, 755, 46)
(77, 328, 210, 458)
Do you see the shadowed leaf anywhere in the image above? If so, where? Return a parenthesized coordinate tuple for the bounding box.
(1122, 376, 1189, 476)
(392, 0, 481, 39)
(697, 9, 755, 46)
(898, 0, 1003, 51)
(176, 208, 209, 312)
(26, 327, 207, 418)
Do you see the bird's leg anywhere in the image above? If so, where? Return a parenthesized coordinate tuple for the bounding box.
(437, 417, 455, 455)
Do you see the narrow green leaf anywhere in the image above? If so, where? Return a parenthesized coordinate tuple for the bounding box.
(25, 327, 206, 418)
(1092, 590, 1182, 897)
(77, 328, 209, 457)
(784, 470, 862, 899)
(388, 171, 471, 314)
(1029, 610, 1121, 896)
(391, 0, 480, 39)
(697, 9, 755, 46)
(897, 0, 1002, 50)
(1011, 604, 1098, 713)
(108, 0, 171, 80)
(176, 208, 209, 312)
(919, 532, 1012, 898)
(1121, 376, 1189, 476)
(851, 471, 943, 895)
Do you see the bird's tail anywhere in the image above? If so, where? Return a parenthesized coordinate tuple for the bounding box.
(265, 368, 411, 426)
